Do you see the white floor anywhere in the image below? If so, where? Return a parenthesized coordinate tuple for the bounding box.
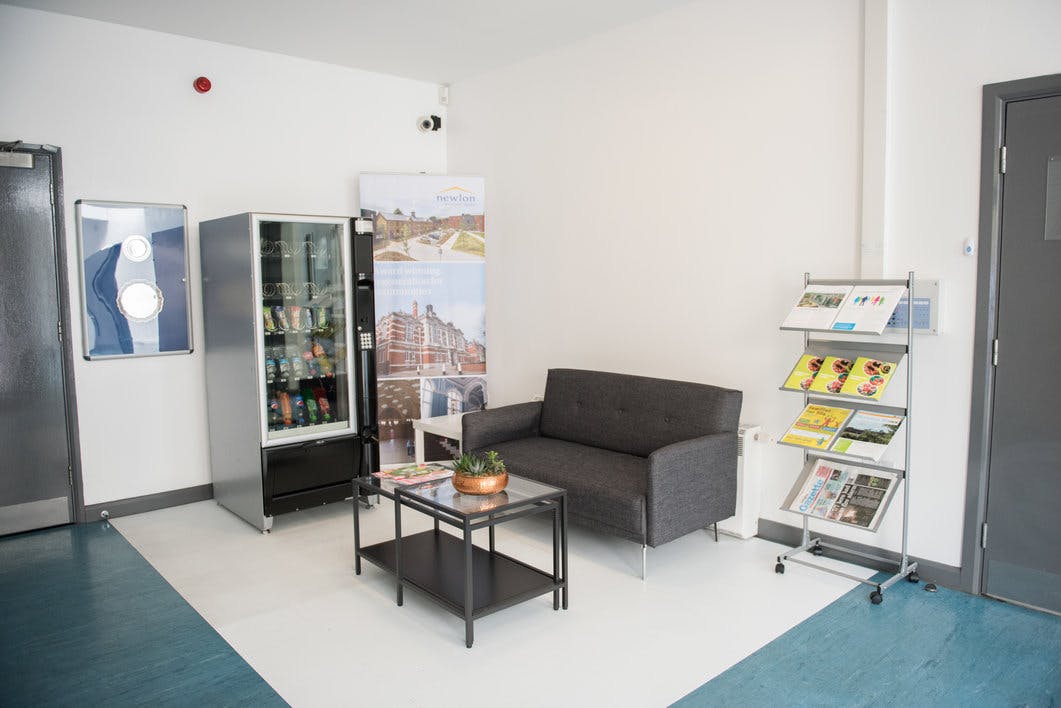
(114, 500, 872, 707)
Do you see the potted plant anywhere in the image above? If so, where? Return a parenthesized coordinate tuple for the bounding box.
(451, 450, 508, 495)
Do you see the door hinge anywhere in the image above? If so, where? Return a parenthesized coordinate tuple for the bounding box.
(992, 338, 999, 366)
(999, 146, 1007, 174)
(981, 522, 989, 549)
(67, 465, 73, 486)
(57, 320, 63, 342)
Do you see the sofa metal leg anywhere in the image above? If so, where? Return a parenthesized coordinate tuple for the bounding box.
(641, 544, 647, 581)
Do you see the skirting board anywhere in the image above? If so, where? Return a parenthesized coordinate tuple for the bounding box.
(81, 484, 213, 522)
(756, 518, 962, 591)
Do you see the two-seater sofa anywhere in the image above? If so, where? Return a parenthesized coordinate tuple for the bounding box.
(462, 368, 743, 577)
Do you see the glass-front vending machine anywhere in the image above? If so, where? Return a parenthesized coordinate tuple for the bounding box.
(200, 213, 378, 532)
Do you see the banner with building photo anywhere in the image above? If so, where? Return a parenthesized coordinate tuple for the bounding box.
(360, 174, 487, 466)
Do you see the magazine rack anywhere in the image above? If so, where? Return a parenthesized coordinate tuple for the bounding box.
(774, 273, 918, 604)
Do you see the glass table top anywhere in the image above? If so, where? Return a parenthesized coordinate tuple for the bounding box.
(360, 473, 563, 518)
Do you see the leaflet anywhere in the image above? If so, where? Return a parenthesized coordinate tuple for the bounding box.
(781, 285, 853, 330)
(780, 404, 854, 450)
(781, 354, 825, 392)
(372, 463, 454, 485)
(830, 410, 904, 461)
(808, 356, 854, 395)
(829, 285, 907, 334)
(839, 357, 898, 400)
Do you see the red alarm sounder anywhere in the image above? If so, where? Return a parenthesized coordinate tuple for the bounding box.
(193, 76, 212, 93)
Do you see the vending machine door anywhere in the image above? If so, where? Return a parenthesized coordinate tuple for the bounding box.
(252, 215, 356, 446)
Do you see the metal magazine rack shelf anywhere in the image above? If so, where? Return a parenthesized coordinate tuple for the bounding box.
(774, 272, 919, 604)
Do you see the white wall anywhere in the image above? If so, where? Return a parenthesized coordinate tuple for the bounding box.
(885, 0, 1061, 565)
(448, 0, 1061, 568)
(447, 2, 863, 538)
(0, 5, 445, 505)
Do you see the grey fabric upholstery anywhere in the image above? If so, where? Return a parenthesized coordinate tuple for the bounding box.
(539, 368, 742, 457)
(647, 432, 737, 546)
(461, 368, 742, 550)
(484, 437, 648, 544)
(462, 401, 541, 452)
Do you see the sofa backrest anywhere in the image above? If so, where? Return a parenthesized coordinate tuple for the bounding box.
(539, 368, 742, 458)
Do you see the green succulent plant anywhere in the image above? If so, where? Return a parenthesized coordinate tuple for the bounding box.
(453, 450, 506, 477)
(483, 450, 507, 475)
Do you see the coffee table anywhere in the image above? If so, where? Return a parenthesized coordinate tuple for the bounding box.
(353, 473, 568, 648)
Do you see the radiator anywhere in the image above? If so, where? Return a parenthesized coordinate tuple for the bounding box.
(717, 423, 763, 539)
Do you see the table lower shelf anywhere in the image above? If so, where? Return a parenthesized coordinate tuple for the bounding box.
(360, 529, 560, 619)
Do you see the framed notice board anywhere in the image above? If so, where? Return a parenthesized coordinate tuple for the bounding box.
(76, 200, 192, 359)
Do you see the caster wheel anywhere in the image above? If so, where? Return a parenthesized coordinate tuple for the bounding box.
(869, 589, 883, 604)
(775, 563, 785, 574)
(811, 545, 824, 556)
(924, 583, 938, 593)
(907, 572, 920, 583)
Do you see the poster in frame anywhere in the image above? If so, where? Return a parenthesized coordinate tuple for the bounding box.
(75, 200, 192, 359)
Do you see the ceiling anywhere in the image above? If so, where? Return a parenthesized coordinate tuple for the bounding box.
(3, 0, 696, 83)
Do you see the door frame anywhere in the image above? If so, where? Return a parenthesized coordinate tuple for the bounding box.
(2, 142, 85, 524)
(962, 73, 1061, 595)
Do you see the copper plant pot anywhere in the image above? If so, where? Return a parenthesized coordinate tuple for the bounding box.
(452, 471, 508, 495)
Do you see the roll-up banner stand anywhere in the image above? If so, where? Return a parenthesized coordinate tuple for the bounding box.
(359, 175, 487, 467)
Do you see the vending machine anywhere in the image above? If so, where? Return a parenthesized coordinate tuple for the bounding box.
(200, 213, 378, 532)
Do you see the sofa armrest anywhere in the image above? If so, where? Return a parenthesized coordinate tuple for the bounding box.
(645, 431, 737, 547)
(462, 401, 542, 452)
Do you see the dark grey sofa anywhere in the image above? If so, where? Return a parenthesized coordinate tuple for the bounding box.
(462, 369, 742, 576)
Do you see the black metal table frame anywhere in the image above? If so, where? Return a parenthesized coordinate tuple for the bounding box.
(353, 477, 568, 648)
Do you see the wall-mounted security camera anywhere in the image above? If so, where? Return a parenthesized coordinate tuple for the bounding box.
(417, 115, 442, 133)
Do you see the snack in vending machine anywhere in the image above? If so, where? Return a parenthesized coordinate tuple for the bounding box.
(267, 398, 281, 428)
(315, 307, 328, 328)
(265, 354, 277, 383)
(288, 305, 302, 330)
(288, 348, 306, 379)
(278, 391, 293, 425)
(277, 352, 292, 380)
(273, 305, 290, 331)
(312, 385, 332, 422)
(263, 306, 276, 332)
(303, 350, 321, 377)
(302, 307, 314, 331)
(291, 394, 306, 425)
(302, 388, 319, 424)
(311, 340, 334, 376)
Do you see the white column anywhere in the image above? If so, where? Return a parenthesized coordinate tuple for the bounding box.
(860, 0, 891, 278)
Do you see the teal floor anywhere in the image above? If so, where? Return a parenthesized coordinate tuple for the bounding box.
(5, 523, 1061, 707)
(676, 572, 1061, 707)
(0, 522, 285, 707)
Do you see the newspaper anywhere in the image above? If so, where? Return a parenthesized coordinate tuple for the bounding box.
(786, 458, 900, 531)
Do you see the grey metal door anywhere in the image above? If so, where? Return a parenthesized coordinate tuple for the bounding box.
(0, 147, 73, 534)
(982, 95, 1061, 614)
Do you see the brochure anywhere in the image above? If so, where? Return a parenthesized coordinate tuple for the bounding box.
(807, 356, 854, 395)
(830, 410, 904, 461)
(372, 463, 454, 485)
(781, 354, 825, 392)
(839, 357, 898, 400)
(781, 285, 853, 330)
(780, 404, 854, 450)
(785, 458, 900, 530)
(829, 285, 907, 334)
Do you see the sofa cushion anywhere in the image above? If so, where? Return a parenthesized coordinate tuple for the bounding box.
(539, 368, 743, 458)
(480, 437, 647, 540)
